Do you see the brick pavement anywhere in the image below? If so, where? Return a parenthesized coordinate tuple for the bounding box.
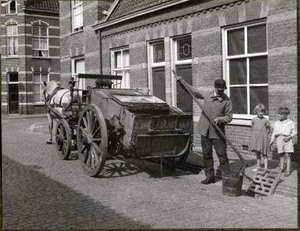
(2, 156, 150, 229)
(1, 116, 298, 229)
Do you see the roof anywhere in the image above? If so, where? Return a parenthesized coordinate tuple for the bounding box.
(108, 0, 178, 20)
(93, 0, 189, 30)
(25, 0, 59, 12)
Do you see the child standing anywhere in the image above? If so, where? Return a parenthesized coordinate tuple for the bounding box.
(250, 104, 271, 171)
(270, 107, 296, 177)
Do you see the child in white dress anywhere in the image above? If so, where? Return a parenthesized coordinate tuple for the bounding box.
(270, 107, 297, 177)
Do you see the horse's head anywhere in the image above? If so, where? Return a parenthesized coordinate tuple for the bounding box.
(43, 80, 59, 102)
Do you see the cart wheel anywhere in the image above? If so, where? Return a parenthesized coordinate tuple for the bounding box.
(77, 104, 108, 177)
(55, 119, 72, 160)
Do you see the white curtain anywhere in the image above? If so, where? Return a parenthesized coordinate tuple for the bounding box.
(122, 50, 129, 67)
(115, 51, 121, 68)
(74, 59, 85, 90)
(32, 26, 48, 57)
(7, 25, 17, 55)
(121, 70, 130, 89)
(74, 4, 83, 29)
(40, 38, 48, 56)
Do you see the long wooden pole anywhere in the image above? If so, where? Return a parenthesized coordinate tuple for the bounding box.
(172, 70, 247, 172)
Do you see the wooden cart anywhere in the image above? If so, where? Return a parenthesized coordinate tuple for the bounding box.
(52, 74, 193, 177)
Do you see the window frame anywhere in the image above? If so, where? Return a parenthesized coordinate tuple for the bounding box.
(147, 40, 165, 95)
(222, 20, 268, 120)
(6, 22, 18, 57)
(32, 20, 49, 57)
(6, 0, 17, 15)
(72, 0, 83, 32)
(111, 47, 130, 88)
(171, 35, 192, 107)
(33, 72, 49, 104)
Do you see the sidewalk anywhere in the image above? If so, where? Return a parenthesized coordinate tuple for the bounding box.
(190, 146, 298, 198)
(2, 114, 47, 120)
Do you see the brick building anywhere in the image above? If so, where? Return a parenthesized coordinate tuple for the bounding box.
(59, 0, 113, 89)
(60, 0, 297, 155)
(1, 0, 60, 114)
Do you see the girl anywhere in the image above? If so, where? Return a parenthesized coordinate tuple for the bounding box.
(270, 107, 296, 177)
(250, 104, 271, 171)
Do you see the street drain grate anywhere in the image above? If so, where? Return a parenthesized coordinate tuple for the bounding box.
(248, 168, 281, 196)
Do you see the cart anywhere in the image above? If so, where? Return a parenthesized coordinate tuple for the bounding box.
(52, 74, 193, 177)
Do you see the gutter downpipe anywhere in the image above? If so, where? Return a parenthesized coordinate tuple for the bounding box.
(99, 29, 103, 75)
(23, 6, 28, 114)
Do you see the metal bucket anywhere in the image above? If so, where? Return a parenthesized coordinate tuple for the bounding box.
(222, 171, 243, 197)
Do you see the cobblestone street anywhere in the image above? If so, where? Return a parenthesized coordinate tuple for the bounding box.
(2, 116, 298, 229)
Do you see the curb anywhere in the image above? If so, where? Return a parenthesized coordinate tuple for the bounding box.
(2, 114, 47, 120)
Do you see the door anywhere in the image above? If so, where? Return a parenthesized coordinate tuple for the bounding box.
(8, 72, 19, 114)
(176, 64, 192, 113)
(152, 67, 166, 101)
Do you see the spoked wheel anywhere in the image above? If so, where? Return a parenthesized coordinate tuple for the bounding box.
(77, 104, 108, 177)
(55, 119, 72, 160)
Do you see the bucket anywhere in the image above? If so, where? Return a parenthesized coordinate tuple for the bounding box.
(222, 171, 243, 196)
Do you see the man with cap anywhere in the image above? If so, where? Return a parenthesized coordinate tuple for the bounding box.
(176, 77, 233, 184)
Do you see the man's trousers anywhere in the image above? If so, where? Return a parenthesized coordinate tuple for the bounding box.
(201, 135, 230, 178)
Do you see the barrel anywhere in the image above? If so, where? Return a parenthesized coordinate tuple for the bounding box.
(222, 171, 243, 196)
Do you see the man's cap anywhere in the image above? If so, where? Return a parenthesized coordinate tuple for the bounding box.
(214, 79, 227, 89)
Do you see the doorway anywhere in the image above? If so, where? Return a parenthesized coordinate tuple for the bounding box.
(8, 72, 19, 114)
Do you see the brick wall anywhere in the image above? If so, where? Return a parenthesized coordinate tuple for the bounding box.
(60, 1, 111, 88)
(1, 0, 60, 115)
(99, 0, 297, 157)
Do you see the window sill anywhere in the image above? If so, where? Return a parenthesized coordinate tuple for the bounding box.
(228, 119, 252, 126)
(6, 56, 19, 59)
(33, 102, 45, 106)
(71, 29, 83, 36)
(32, 57, 52, 60)
(193, 116, 252, 126)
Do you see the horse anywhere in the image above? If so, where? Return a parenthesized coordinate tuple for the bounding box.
(43, 80, 82, 144)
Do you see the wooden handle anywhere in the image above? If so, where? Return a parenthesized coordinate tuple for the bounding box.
(172, 70, 247, 168)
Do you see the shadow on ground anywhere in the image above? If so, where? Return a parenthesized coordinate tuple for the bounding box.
(97, 155, 202, 179)
(2, 155, 150, 230)
(67, 149, 202, 179)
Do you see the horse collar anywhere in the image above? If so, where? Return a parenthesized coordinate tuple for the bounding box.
(48, 87, 62, 102)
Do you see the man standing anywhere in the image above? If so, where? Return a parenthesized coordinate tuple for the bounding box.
(176, 78, 233, 184)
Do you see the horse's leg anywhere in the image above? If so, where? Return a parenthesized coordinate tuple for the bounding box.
(46, 113, 53, 144)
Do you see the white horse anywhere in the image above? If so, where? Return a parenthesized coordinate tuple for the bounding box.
(43, 80, 82, 144)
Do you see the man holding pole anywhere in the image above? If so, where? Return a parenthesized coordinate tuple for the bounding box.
(175, 76, 233, 184)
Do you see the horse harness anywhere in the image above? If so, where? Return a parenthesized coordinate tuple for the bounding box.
(44, 87, 70, 110)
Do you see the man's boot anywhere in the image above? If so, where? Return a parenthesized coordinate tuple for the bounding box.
(201, 177, 215, 184)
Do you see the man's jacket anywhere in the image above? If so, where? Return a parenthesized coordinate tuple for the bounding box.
(190, 86, 233, 139)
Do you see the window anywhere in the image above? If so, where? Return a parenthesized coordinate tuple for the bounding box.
(33, 72, 49, 103)
(6, 0, 17, 14)
(223, 22, 268, 118)
(111, 48, 130, 88)
(72, 58, 85, 90)
(148, 41, 166, 100)
(72, 0, 83, 31)
(177, 37, 192, 61)
(32, 21, 49, 57)
(7, 24, 18, 56)
(172, 36, 193, 113)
